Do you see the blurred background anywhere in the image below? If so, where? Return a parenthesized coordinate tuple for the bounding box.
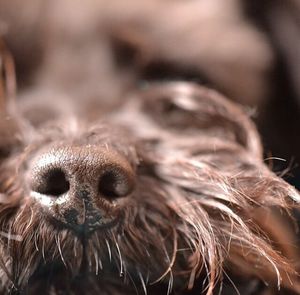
(0, 0, 299, 188)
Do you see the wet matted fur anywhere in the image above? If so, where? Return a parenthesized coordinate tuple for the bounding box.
(0, 77, 300, 294)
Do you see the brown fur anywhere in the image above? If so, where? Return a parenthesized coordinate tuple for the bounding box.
(1, 50, 300, 293)
(0, 1, 300, 294)
(0, 0, 273, 107)
(2, 0, 299, 171)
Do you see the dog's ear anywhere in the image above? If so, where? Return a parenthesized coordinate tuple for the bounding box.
(134, 82, 262, 157)
(0, 40, 24, 159)
(128, 82, 300, 292)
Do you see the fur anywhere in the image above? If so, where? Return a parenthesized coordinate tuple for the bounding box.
(0, 1, 300, 294)
(0, 77, 300, 294)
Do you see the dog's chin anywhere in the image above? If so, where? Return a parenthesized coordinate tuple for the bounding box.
(26, 260, 133, 294)
(25, 239, 173, 295)
(20, 216, 187, 294)
(26, 255, 187, 295)
(22, 229, 124, 293)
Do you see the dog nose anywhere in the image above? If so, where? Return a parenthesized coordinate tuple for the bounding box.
(29, 146, 135, 232)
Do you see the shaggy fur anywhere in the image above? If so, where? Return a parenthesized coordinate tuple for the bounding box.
(1, 48, 300, 294)
(0, 1, 300, 294)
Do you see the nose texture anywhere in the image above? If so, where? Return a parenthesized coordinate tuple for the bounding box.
(30, 145, 135, 232)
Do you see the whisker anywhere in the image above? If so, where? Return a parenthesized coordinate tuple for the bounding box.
(114, 237, 124, 277)
(138, 270, 147, 295)
(34, 232, 39, 252)
(55, 234, 66, 267)
(167, 272, 173, 295)
(105, 238, 112, 262)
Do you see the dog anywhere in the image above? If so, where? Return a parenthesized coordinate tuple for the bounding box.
(0, 1, 300, 294)
(1, 44, 300, 293)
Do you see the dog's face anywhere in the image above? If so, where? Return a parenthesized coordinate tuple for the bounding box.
(0, 82, 299, 294)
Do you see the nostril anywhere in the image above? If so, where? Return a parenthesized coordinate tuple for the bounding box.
(34, 168, 70, 197)
(98, 168, 134, 199)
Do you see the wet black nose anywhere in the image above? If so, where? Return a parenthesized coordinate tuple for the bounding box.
(29, 145, 135, 232)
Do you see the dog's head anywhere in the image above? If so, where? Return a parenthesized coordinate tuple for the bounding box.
(0, 75, 299, 294)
